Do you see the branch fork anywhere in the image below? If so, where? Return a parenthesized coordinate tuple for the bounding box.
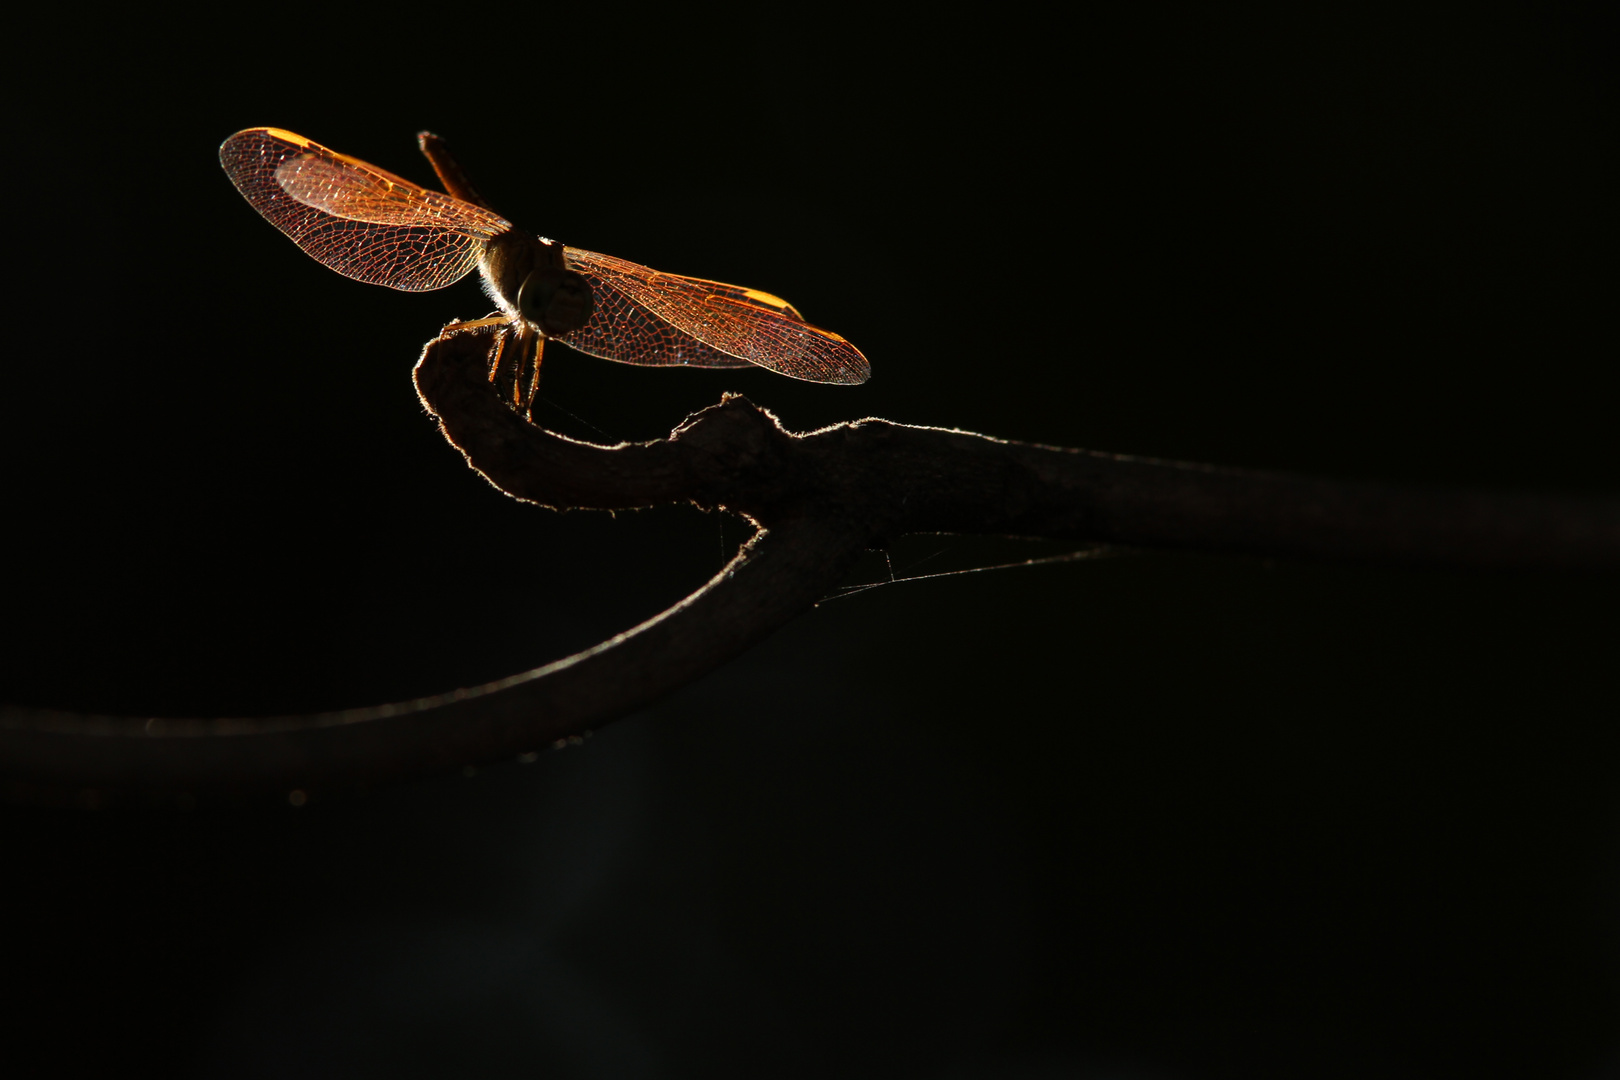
(3, 325, 1615, 804)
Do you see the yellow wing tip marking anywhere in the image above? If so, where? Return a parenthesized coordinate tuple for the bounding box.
(740, 288, 807, 319)
(742, 287, 791, 309)
(256, 127, 313, 146)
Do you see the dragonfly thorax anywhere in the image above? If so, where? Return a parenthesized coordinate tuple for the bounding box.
(479, 230, 594, 338)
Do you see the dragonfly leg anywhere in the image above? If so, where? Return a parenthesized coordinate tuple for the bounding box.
(492, 327, 512, 389)
(436, 315, 513, 384)
(440, 314, 510, 335)
(521, 337, 546, 420)
(512, 334, 527, 410)
(487, 325, 540, 412)
(439, 316, 540, 417)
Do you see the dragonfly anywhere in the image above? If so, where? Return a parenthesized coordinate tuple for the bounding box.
(219, 128, 868, 412)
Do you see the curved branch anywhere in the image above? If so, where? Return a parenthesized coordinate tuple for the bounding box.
(4, 324, 1616, 803)
(0, 512, 866, 803)
(423, 326, 1620, 569)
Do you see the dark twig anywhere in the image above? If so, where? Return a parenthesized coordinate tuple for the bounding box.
(3, 324, 1616, 804)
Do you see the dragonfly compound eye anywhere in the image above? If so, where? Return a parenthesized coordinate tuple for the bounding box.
(517, 268, 595, 337)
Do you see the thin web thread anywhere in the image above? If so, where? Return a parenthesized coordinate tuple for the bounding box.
(533, 394, 613, 440)
(816, 545, 1119, 605)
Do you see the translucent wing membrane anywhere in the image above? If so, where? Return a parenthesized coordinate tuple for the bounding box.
(219, 128, 511, 292)
(220, 128, 869, 384)
(558, 256, 752, 370)
(562, 249, 870, 384)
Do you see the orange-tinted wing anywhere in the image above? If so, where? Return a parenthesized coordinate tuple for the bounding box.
(560, 248, 869, 384)
(219, 128, 511, 292)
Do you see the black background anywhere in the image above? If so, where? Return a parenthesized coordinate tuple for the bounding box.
(3, 5, 1616, 1078)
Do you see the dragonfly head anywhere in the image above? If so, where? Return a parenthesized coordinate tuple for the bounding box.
(518, 267, 594, 338)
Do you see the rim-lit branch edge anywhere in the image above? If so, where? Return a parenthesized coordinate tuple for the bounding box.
(4, 324, 1618, 806)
